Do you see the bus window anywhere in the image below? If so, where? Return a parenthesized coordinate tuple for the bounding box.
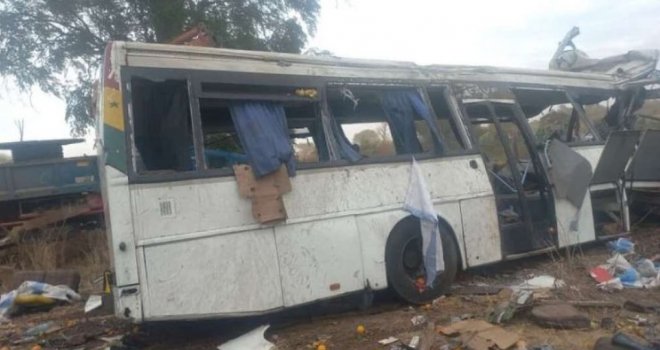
(198, 99, 247, 170)
(514, 89, 600, 144)
(284, 102, 323, 163)
(343, 122, 396, 157)
(130, 78, 195, 172)
(326, 87, 396, 157)
(199, 94, 323, 169)
(426, 87, 467, 152)
(326, 87, 452, 158)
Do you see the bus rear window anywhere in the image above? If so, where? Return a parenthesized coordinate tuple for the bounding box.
(130, 78, 195, 173)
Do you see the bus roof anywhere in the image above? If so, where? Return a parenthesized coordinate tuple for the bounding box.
(109, 41, 650, 92)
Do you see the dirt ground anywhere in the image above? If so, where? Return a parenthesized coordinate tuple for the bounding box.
(1, 226, 660, 350)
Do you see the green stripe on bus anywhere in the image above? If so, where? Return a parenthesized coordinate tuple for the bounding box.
(104, 124, 127, 174)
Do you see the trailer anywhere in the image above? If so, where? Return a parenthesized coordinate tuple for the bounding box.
(0, 139, 102, 242)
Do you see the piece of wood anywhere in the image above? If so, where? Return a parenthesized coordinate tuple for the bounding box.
(252, 194, 287, 224)
(419, 321, 436, 350)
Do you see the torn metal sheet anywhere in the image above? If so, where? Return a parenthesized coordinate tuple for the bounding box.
(550, 27, 660, 83)
(591, 131, 642, 185)
(547, 139, 593, 208)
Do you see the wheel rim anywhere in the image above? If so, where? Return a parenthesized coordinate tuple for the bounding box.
(402, 236, 424, 279)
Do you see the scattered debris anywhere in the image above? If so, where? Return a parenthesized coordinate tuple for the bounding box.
(592, 244, 660, 290)
(0, 281, 81, 320)
(608, 238, 635, 254)
(411, 315, 427, 327)
(84, 295, 103, 313)
(378, 336, 399, 345)
(217, 325, 275, 350)
(590, 266, 614, 283)
(408, 335, 420, 349)
(438, 319, 521, 350)
(418, 322, 438, 350)
(515, 275, 565, 290)
(530, 304, 591, 329)
(24, 321, 54, 337)
(488, 289, 533, 324)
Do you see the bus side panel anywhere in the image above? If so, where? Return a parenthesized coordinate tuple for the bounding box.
(141, 228, 284, 318)
(105, 167, 139, 286)
(460, 196, 502, 266)
(274, 216, 364, 307)
(355, 211, 408, 291)
(556, 145, 604, 247)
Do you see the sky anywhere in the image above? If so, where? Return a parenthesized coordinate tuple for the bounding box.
(1, 0, 659, 157)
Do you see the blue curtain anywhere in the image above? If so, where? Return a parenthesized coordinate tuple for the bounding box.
(230, 102, 296, 177)
(320, 104, 361, 162)
(380, 90, 445, 154)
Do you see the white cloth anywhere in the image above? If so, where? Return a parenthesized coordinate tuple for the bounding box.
(403, 158, 444, 287)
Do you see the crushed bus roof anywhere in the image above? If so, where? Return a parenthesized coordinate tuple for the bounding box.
(109, 41, 656, 92)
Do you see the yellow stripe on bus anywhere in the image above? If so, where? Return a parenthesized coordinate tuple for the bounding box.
(103, 88, 124, 131)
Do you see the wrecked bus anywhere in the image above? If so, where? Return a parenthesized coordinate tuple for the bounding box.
(97, 41, 658, 321)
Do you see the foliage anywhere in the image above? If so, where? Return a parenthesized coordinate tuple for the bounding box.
(0, 0, 320, 135)
(352, 124, 395, 157)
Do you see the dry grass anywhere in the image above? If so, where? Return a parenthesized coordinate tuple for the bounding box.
(1, 225, 110, 293)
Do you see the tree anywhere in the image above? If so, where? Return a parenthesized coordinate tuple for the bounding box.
(0, 0, 320, 136)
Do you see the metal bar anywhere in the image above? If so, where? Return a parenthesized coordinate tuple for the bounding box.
(565, 91, 602, 142)
(444, 86, 473, 149)
(188, 78, 206, 171)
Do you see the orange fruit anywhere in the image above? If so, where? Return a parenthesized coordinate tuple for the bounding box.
(317, 344, 327, 350)
(356, 324, 365, 335)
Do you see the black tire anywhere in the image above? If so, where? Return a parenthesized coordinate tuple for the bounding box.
(385, 217, 459, 304)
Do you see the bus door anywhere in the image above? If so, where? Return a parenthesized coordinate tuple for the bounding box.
(463, 101, 557, 256)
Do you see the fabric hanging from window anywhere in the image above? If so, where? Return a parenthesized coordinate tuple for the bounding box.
(380, 90, 445, 154)
(321, 103, 362, 162)
(404, 157, 444, 287)
(230, 101, 296, 177)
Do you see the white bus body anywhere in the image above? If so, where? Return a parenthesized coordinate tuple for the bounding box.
(98, 42, 642, 322)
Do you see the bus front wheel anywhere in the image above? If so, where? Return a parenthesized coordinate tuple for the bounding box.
(385, 219, 459, 304)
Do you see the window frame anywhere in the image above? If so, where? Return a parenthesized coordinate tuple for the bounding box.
(120, 67, 480, 184)
(511, 86, 607, 146)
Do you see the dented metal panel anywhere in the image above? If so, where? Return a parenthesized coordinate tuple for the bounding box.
(460, 196, 501, 266)
(275, 216, 363, 307)
(141, 228, 283, 319)
(556, 145, 604, 247)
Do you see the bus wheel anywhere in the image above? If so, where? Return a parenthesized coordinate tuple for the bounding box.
(385, 219, 459, 304)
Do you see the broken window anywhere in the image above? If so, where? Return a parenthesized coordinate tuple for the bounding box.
(514, 89, 600, 144)
(426, 87, 467, 152)
(198, 83, 323, 173)
(327, 87, 400, 158)
(131, 77, 195, 173)
(632, 86, 660, 130)
(199, 98, 248, 170)
(284, 103, 325, 163)
(327, 86, 444, 158)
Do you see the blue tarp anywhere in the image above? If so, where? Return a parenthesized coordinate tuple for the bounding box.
(380, 90, 445, 155)
(230, 102, 296, 177)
